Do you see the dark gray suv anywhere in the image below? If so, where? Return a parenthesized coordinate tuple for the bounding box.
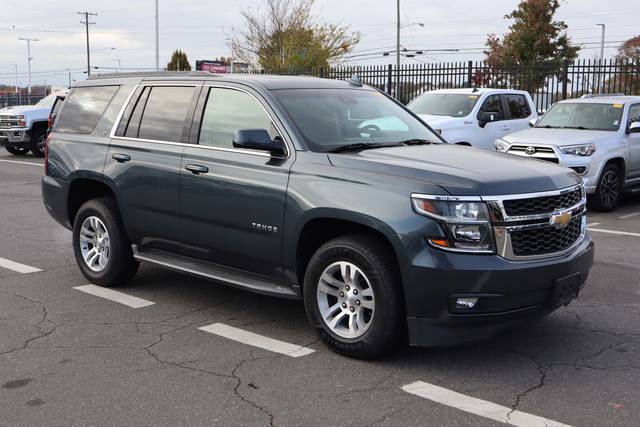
(42, 72, 594, 358)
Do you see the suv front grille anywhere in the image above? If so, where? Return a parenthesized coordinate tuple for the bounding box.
(510, 217, 582, 256)
(503, 187, 582, 217)
(507, 145, 558, 163)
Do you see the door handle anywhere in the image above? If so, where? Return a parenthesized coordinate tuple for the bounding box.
(501, 126, 510, 131)
(112, 153, 131, 163)
(185, 164, 209, 175)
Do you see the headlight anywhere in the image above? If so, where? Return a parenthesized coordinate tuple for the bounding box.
(560, 144, 596, 156)
(494, 139, 509, 152)
(411, 195, 494, 253)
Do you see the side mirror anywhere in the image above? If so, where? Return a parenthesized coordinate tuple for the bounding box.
(628, 121, 640, 134)
(529, 118, 539, 128)
(233, 129, 286, 156)
(478, 112, 498, 128)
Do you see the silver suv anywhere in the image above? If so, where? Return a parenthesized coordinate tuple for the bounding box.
(495, 96, 640, 211)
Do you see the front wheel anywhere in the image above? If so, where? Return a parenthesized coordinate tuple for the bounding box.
(72, 197, 139, 287)
(5, 146, 30, 156)
(303, 235, 404, 359)
(30, 129, 47, 157)
(591, 164, 622, 212)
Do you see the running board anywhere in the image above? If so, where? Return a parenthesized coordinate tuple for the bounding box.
(132, 245, 299, 299)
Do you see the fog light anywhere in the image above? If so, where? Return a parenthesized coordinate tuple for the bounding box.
(456, 297, 478, 309)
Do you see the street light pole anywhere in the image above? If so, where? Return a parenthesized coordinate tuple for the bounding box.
(18, 37, 38, 97)
(11, 64, 18, 96)
(597, 24, 605, 93)
(155, 0, 160, 71)
(396, 0, 400, 74)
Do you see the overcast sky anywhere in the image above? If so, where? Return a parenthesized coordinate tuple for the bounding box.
(1, 0, 639, 87)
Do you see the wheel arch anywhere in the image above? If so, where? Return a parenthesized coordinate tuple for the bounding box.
(293, 212, 404, 291)
(602, 157, 626, 182)
(67, 175, 120, 226)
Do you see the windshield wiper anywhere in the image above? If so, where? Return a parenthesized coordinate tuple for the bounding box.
(538, 125, 560, 129)
(398, 138, 433, 145)
(326, 142, 401, 153)
(562, 126, 590, 130)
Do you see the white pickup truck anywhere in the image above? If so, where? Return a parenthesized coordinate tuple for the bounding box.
(408, 88, 538, 150)
(0, 93, 59, 157)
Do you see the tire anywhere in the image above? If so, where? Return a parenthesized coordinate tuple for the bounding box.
(30, 128, 47, 157)
(591, 164, 622, 212)
(5, 146, 30, 156)
(303, 235, 404, 359)
(72, 197, 139, 287)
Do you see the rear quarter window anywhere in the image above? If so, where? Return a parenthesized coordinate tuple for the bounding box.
(55, 86, 119, 134)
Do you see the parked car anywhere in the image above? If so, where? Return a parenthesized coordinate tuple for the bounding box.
(42, 73, 593, 358)
(407, 88, 538, 150)
(0, 91, 66, 157)
(495, 96, 640, 211)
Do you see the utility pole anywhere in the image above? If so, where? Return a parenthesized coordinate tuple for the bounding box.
(67, 69, 72, 87)
(597, 24, 605, 93)
(396, 0, 400, 76)
(113, 59, 121, 72)
(78, 11, 97, 76)
(18, 37, 38, 97)
(155, 0, 160, 71)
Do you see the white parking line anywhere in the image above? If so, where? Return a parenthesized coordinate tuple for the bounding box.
(0, 158, 43, 168)
(0, 257, 42, 274)
(619, 212, 640, 220)
(587, 228, 640, 238)
(402, 381, 572, 427)
(588, 222, 601, 227)
(198, 323, 315, 358)
(73, 285, 155, 308)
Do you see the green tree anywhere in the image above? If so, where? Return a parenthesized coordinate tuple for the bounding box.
(483, 0, 579, 91)
(238, 0, 360, 71)
(166, 49, 192, 71)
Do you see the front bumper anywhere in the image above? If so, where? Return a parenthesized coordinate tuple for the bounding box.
(404, 235, 594, 347)
(0, 127, 31, 148)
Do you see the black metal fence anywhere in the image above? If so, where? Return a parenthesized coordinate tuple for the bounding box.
(255, 59, 640, 113)
(0, 94, 46, 109)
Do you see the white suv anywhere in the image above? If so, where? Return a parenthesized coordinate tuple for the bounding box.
(495, 96, 640, 211)
(408, 88, 538, 150)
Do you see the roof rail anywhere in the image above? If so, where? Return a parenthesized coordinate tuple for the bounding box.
(87, 71, 215, 80)
(580, 93, 625, 98)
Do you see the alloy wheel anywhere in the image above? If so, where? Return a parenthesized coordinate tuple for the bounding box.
(599, 169, 620, 208)
(79, 216, 111, 272)
(316, 261, 375, 339)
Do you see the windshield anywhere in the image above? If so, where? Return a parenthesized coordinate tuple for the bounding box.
(273, 89, 441, 152)
(35, 94, 57, 108)
(408, 93, 480, 117)
(536, 102, 624, 131)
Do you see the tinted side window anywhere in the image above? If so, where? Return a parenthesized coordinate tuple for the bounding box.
(199, 88, 277, 149)
(478, 94, 504, 120)
(56, 86, 119, 134)
(628, 105, 640, 125)
(137, 86, 196, 142)
(505, 94, 531, 119)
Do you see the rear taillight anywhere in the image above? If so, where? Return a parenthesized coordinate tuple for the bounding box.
(44, 134, 51, 176)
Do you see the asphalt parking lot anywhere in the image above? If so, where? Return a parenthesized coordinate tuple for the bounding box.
(1, 151, 639, 427)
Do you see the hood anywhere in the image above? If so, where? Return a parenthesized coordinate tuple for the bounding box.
(417, 114, 467, 129)
(328, 144, 580, 196)
(503, 128, 616, 147)
(0, 105, 50, 116)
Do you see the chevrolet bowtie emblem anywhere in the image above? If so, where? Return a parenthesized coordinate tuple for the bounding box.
(550, 211, 572, 229)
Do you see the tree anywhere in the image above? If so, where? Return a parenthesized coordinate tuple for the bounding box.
(166, 49, 192, 71)
(617, 35, 640, 64)
(483, 0, 579, 91)
(238, 0, 360, 71)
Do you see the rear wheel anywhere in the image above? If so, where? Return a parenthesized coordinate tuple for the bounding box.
(5, 146, 29, 156)
(30, 129, 47, 157)
(592, 164, 622, 212)
(72, 197, 138, 287)
(303, 235, 404, 359)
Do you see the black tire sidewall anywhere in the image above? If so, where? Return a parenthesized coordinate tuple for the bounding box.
(303, 237, 403, 358)
(5, 146, 29, 156)
(30, 129, 47, 157)
(72, 198, 137, 286)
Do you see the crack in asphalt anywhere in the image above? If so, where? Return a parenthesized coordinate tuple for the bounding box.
(504, 350, 547, 424)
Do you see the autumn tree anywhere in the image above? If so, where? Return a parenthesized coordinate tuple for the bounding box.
(617, 36, 640, 64)
(607, 35, 640, 95)
(166, 50, 192, 71)
(483, 0, 579, 91)
(237, 0, 360, 71)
